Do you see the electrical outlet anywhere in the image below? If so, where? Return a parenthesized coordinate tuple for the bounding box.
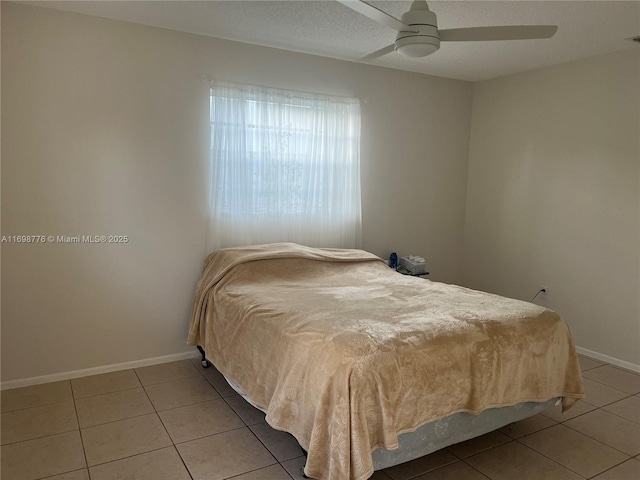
(539, 286, 549, 300)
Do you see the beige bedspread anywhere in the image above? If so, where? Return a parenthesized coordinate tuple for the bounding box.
(188, 243, 584, 480)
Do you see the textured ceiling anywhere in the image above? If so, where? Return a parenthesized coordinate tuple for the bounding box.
(19, 0, 640, 81)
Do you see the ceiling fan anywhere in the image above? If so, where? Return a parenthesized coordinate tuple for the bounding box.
(337, 0, 558, 60)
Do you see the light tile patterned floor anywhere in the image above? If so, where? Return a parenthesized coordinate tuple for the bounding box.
(1, 354, 638, 480)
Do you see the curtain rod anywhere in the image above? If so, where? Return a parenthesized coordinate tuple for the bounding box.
(200, 75, 368, 104)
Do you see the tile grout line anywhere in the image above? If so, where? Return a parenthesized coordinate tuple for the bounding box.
(137, 374, 204, 388)
(500, 420, 558, 441)
(70, 379, 91, 479)
(0, 426, 81, 447)
(35, 467, 89, 480)
(598, 404, 640, 425)
(79, 411, 158, 431)
(222, 463, 286, 480)
(415, 456, 458, 479)
(245, 422, 281, 466)
(585, 384, 640, 400)
(83, 444, 182, 470)
(171, 425, 247, 447)
(509, 436, 590, 479)
(73, 385, 142, 401)
(582, 378, 640, 397)
(280, 456, 308, 480)
(0, 397, 74, 414)
(539, 404, 599, 425)
(445, 436, 514, 462)
(583, 391, 638, 409)
(174, 444, 196, 480)
(457, 457, 494, 480)
(583, 363, 640, 376)
(150, 395, 226, 414)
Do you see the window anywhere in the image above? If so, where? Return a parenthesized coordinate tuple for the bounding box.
(207, 81, 361, 251)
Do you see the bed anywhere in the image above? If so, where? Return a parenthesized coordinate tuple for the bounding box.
(188, 242, 584, 480)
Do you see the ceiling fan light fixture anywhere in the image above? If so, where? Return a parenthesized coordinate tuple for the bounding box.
(395, 4, 440, 58)
(395, 36, 440, 57)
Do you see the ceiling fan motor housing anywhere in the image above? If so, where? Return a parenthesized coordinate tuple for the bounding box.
(395, 8, 440, 57)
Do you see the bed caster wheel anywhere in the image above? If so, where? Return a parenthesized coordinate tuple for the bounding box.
(196, 346, 210, 369)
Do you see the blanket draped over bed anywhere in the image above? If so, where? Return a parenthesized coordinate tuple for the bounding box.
(188, 243, 584, 480)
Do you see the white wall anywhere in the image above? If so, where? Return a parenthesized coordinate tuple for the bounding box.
(1, 3, 472, 383)
(463, 49, 640, 367)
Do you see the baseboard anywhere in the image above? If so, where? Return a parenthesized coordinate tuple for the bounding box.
(1, 350, 201, 391)
(576, 346, 640, 373)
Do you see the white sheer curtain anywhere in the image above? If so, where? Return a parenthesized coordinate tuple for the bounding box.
(207, 81, 361, 252)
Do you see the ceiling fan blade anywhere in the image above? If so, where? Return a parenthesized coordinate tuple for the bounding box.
(360, 44, 396, 61)
(336, 0, 416, 33)
(439, 25, 558, 42)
